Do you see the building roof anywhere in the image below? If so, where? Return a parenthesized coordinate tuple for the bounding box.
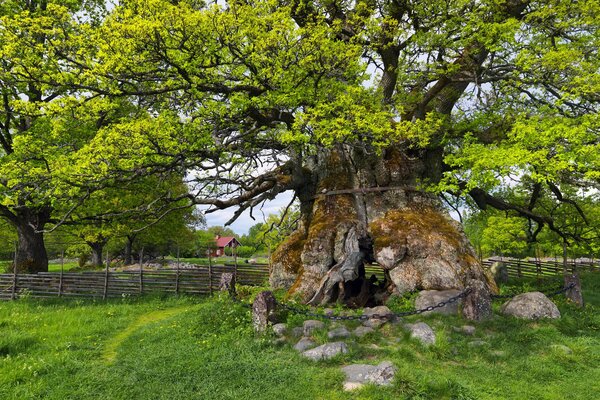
(215, 236, 239, 248)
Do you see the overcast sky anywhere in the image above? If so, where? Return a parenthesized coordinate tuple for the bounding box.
(202, 191, 294, 235)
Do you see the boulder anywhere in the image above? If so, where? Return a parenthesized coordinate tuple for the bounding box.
(272, 323, 287, 337)
(362, 306, 395, 328)
(303, 320, 326, 336)
(252, 291, 277, 333)
(489, 262, 509, 284)
(302, 342, 348, 361)
(462, 279, 492, 321)
(500, 292, 560, 320)
(341, 361, 396, 391)
(405, 322, 436, 345)
(354, 326, 375, 338)
(328, 326, 351, 340)
(294, 337, 317, 352)
(291, 326, 304, 337)
(414, 289, 462, 315)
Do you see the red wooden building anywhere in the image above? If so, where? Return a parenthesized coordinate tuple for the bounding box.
(212, 235, 241, 257)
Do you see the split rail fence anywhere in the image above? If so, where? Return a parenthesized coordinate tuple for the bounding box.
(482, 257, 600, 278)
(0, 264, 269, 301)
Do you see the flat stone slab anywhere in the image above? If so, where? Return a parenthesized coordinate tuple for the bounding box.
(354, 326, 375, 338)
(500, 292, 560, 320)
(415, 289, 462, 315)
(294, 337, 316, 352)
(405, 322, 436, 345)
(302, 342, 348, 361)
(341, 361, 396, 391)
(303, 320, 326, 336)
(362, 306, 394, 328)
(328, 326, 351, 340)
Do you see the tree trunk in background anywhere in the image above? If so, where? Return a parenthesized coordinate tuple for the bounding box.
(270, 145, 496, 307)
(11, 208, 51, 273)
(88, 240, 106, 268)
(124, 235, 136, 265)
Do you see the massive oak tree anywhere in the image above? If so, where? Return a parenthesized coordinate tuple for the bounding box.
(68, 0, 600, 305)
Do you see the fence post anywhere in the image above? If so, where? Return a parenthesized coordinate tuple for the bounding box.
(234, 246, 238, 278)
(103, 249, 110, 300)
(517, 259, 522, 277)
(139, 247, 144, 295)
(58, 250, 64, 297)
(11, 243, 17, 300)
(175, 246, 180, 295)
(208, 256, 213, 296)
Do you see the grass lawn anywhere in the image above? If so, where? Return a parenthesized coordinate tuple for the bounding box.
(0, 274, 599, 399)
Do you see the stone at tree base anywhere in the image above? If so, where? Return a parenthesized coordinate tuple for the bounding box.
(415, 289, 462, 315)
(294, 337, 317, 352)
(303, 320, 326, 336)
(460, 325, 476, 335)
(468, 340, 488, 347)
(272, 323, 287, 337)
(362, 306, 395, 328)
(291, 327, 304, 337)
(328, 326, 351, 339)
(490, 262, 509, 284)
(354, 326, 375, 337)
(462, 279, 492, 321)
(405, 322, 436, 345)
(219, 272, 236, 295)
(500, 292, 561, 320)
(252, 291, 277, 333)
(302, 342, 348, 361)
(341, 361, 396, 391)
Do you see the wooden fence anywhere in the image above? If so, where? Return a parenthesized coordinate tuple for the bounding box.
(482, 257, 600, 278)
(0, 264, 269, 301)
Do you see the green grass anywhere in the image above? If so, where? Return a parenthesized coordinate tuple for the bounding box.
(0, 274, 599, 399)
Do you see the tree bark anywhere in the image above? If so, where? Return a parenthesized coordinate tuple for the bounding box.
(124, 235, 136, 265)
(10, 208, 51, 273)
(87, 240, 107, 268)
(271, 145, 496, 306)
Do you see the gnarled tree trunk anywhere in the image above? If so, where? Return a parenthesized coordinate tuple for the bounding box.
(271, 145, 495, 307)
(10, 208, 51, 273)
(87, 239, 107, 268)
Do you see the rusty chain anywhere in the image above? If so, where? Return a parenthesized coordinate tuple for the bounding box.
(491, 282, 576, 299)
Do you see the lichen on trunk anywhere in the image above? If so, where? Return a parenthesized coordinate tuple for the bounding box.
(270, 145, 496, 307)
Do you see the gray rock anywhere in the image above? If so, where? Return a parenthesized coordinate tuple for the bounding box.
(328, 326, 351, 339)
(500, 292, 561, 320)
(272, 323, 287, 337)
(461, 325, 476, 335)
(551, 344, 573, 355)
(406, 322, 436, 345)
(415, 289, 462, 315)
(291, 327, 304, 337)
(302, 342, 348, 361)
(294, 337, 317, 352)
(341, 361, 396, 391)
(490, 262, 509, 284)
(252, 291, 277, 333)
(362, 306, 394, 328)
(462, 279, 493, 321)
(354, 326, 375, 338)
(303, 320, 326, 336)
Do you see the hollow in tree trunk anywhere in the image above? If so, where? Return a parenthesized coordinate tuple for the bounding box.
(270, 145, 496, 307)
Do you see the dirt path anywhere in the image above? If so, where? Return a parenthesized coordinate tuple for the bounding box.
(103, 306, 191, 364)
